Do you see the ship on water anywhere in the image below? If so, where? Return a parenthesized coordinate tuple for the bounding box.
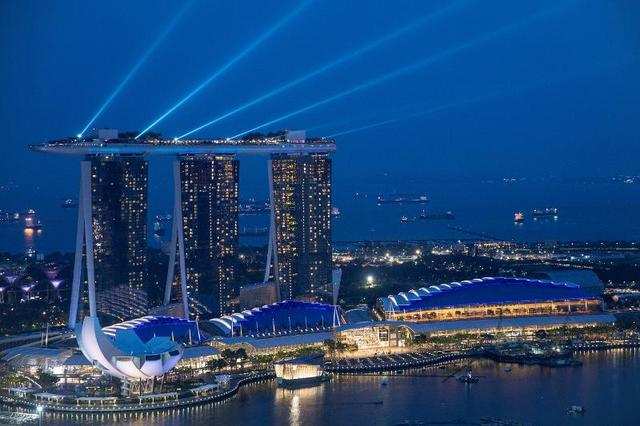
(514, 212, 525, 223)
(239, 226, 269, 236)
(61, 198, 78, 208)
(153, 214, 171, 236)
(533, 207, 559, 219)
(377, 194, 428, 205)
(274, 354, 328, 388)
(418, 209, 455, 220)
(238, 198, 270, 215)
(23, 209, 42, 229)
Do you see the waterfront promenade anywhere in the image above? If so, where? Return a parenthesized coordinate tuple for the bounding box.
(3, 340, 638, 414)
(0, 372, 274, 413)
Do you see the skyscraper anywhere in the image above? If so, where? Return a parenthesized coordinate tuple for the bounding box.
(90, 154, 148, 321)
(179, 155, 239, 317)
(271, 152, 332, 300)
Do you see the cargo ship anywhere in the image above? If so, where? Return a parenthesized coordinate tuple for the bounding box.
(238, 199, 270, 215)
(418, 210, 455, 220)
(153, 214, 171, 236)
(24, 209, 42, 229)
(239, 226, 269, 236)
(532, 207, 559, 219)
(274, 355, 329, 388)
(377, 194, 428, 205)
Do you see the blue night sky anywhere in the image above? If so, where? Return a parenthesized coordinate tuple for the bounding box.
(1, 0, 639, 195)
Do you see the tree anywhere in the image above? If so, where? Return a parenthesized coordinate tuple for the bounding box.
(36, 369, 58, 387)
(221, 349, 236, 360)
(206, 358, 226, 371)
(234, 348, 247, 360)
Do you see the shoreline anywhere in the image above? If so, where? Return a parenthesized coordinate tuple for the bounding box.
(0, 372, 274, 414)
(2, 343, 638, 414)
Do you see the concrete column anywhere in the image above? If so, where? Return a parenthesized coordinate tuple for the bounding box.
(80, 161, 97, 317)
(266, 158, 281, 300)
(174, 160, 189, 319)
(163, 203, 179, 306)
(68, 175, 85, 328)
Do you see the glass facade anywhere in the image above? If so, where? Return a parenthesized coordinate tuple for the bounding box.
(179, 155, 239, 317)
(271, 154, 332, 300)
(90, 155, 148, 321)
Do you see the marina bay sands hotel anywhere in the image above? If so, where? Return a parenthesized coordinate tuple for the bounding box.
(31, 129, 335, 326)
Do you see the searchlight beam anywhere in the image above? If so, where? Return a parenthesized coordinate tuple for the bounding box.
(175, 0, 469, 139)
(136, 0, 313, 139)
(327, 95, 497, 138)
(77, 1, 193, 138)
(230, 2, 572, 139)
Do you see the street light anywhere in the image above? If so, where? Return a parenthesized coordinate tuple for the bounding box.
(36, 405, 43, 426)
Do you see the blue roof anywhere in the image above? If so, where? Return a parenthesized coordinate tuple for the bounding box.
(113, 329, 178, 356)
(102, 315, 200, 344)
(378, 277, 595, 313)
(210, 300, 340, 337)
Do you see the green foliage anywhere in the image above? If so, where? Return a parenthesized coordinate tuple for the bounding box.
(35, 369, 58, 387)
(206, 358, 226, 371)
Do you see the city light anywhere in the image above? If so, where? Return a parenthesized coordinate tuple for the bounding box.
(231, 2, 571, 139)
(77, 1, 194, 138)
(135, 0, 313, 139)
(175, 0, 467, 139)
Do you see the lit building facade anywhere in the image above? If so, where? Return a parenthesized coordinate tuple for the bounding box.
(179, 155, 239, 317)
(337, 322, 411, 352)
(90, 155, 148, 320)
(271, 153, 332, 300)
(31, 129, 335, 327)
(377, 277, 603, 323)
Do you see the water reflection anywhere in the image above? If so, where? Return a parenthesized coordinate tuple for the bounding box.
(274, 383, 326, 426)
(5, 351, 640, 425)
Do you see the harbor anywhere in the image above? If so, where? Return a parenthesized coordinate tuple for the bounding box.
(3, 348, 638, 425)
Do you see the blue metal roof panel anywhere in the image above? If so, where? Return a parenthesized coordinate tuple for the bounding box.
(379, 277, 595, 313)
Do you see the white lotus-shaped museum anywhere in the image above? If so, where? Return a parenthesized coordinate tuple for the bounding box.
(76, 316, 183, 380)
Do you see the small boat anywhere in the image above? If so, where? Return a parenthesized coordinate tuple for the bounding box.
(567, 405, 585, 415)
(514, 212, 524, 223)
(400, 215, 411, 224)
(504, 366, 512, 373)
(457, 370, 479, 384)
(61, 198, 78, 208)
